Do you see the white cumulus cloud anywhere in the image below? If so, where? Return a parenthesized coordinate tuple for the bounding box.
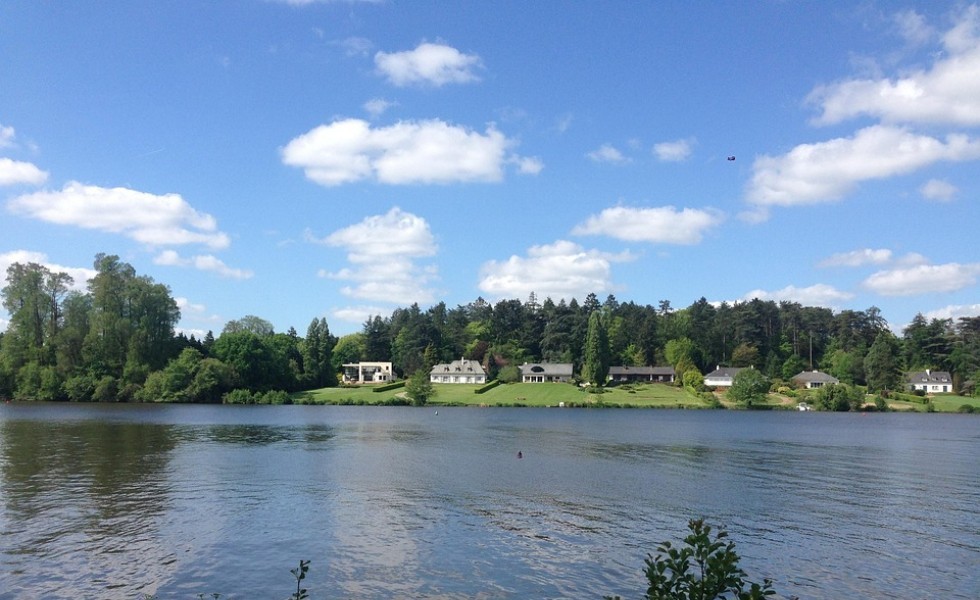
(375, 42, 482, 87)
(0, 124, 16, 148)
(808, 6, 980, 126)
(478, 240, 632, 301)
(922, 303, 980, 321)
(0, 250, 96, 292)
(587, 144, 629, 164)
(920, 178, 958, 201)
(818, 248, 893, 268)
(154, 250, 253, 279)
(740, 284, 855, 308)
(282, 118, 533, 186)
(0, 158, 48, 186)
(653, 138, 695, 162)
(332, 305, 392, 325)
(747, 125, 980, 207)
(8, 182, 231, 249)
(311, 207, 439, 305)
(364, 98, 397, 118)
(572, 205, 723, 245)
(862, 262, 980, 296)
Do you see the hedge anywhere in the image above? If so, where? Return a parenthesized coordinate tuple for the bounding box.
(372, 380, 406, 393)
(474, 380, 501, 394)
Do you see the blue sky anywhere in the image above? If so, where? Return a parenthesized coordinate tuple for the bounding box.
(1, 1, 979, 337)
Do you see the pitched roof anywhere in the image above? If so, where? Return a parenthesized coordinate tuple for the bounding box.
(792, 370, 839, 384)
(704, 366, 743, 379)
(907, 370, 952, 384)
(519, 362, 574, 376)
(609, 366, 675, 376)
(430, 358, 486, 376)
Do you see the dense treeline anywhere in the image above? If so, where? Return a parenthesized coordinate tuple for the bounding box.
(346, 293, 979, 393)
(2, 256, 978, 402)
(0, 255, 337, 402)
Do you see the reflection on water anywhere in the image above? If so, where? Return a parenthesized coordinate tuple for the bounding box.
(0, 404, 978, 599)
(0, 417, 179, 597)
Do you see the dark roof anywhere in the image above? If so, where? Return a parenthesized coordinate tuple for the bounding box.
(907, 370, 952, 384)
(609, 366, 675, 376)
(430, 358, 486, 376)
(705, 366, 743, 379)
(519, 363, 573, 376)
(792, 370, 839, 384)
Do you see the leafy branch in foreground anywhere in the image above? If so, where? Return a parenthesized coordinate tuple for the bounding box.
(605, 519, 776, 600)
(288, 559, 310, 600)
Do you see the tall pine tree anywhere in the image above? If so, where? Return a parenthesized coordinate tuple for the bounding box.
(582, 310, 610, 386)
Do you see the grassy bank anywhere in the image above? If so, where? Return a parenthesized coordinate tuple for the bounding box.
(294, 381, 712, 408)
(292, 382, 979, 412)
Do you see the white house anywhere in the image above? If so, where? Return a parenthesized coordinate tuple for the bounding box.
(430, 358, 487, 384)
(520, 363, 574, 383)
(341, 361, 393, 384)
(703, 366, 744, 388)
(907, 369, 952, 393)
(791, 370, 839, 389)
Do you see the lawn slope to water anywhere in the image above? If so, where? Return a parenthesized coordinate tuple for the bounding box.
(295, 382, 710, 408)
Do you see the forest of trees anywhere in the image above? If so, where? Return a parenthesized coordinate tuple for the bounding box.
(2, 255, 979, 403)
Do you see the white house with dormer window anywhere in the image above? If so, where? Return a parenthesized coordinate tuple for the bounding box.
(430, 358, 487, 384)
(907, 369, 952, 393)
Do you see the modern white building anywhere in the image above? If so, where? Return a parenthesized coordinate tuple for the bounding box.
(341, 362, 394, 384)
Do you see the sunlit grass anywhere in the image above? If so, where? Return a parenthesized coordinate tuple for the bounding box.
(292, 381, 712, 408)
(927, 394, 980, 412)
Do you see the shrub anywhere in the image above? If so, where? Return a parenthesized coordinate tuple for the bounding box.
(372, 380, 405, 393)
(604, 518, 775, 600)
(874, 396, 889, 412)
(957, 404, 975, 413)
(682, 369, 706, 392)
(261, 390, 290, 405)
(92, 376, 120, 403)
(223, 388, 257, 404)
(497, 365, 521, 383)
(64, 374, 97, 402)
(474, 379, 501, 394)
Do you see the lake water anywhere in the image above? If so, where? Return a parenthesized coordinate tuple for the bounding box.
(0, 404, 977, 600)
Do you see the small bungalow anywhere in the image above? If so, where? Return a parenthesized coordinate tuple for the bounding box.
(341, 361, 394, 384)
(703, 366, 744, 388)
(520, 362, 574, 383)
(907, 369, 953, 394)
(791, 370, 839, 389)
(608, 366, 675, 383)
(430, 358, 487, 384)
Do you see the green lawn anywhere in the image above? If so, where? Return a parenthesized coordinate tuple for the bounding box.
(291, 383, 980, 412)
(434, 381, 706, 408)
(292, 381, 711, 408)
(923, 394, 980, 412)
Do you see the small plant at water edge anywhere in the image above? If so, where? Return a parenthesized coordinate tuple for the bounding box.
(604, 518, 775, 600)
(288, 559, 311, 600)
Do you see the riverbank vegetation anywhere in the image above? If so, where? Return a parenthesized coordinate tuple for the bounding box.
(2, 254, 978, 409)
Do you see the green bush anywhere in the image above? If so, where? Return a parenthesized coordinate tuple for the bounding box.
(957, 404, 975, 413)
(223, 388, 257, 404)
(372, 380, 405, 393)
(604, 518, 775, 600)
